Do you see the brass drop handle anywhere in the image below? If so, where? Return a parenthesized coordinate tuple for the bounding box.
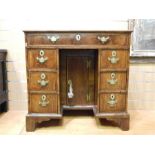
(36, 50, 48, 64)
(38, 73, 49, 87)
(68, 80, 74, 98)
(98, 36, 110, 44)
(107, 94, 117, 107)
(108, 50, 119, 64)
(107, 73, 118, 85)
(39, 95, 49, 107)
(48, 35, 59, 43)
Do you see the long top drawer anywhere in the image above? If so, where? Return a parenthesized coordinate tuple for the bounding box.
(24, 31, 131, 49)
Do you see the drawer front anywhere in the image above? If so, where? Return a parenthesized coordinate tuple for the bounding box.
(100, 50, 128, 69)
(29, 72, 58, 91)
(28, 49, 58, 69)
(99, 93, 126, 112)
(30, 94, 58, 113)
(100, 72, 127, 90)
(26, 33, 129, 47)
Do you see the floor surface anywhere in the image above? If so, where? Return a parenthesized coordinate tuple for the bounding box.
(0, 110, 155, 135)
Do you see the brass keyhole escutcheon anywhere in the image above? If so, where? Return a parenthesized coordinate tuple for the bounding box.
(75, 34, 81, 41)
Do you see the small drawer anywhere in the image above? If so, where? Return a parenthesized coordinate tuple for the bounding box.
(27, 49, 58, 69)
(30, 94, 58, 113)
(26, 32, 129, 47)
(29, 72, 58, 91)
(100, 50, 129, 69)
(100, 72, 127, 90)
(99, 93, 126, 112)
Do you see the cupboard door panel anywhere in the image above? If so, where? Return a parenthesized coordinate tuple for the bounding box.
(67, 56, 89, 105)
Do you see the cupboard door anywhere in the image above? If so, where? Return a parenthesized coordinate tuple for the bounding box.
(66, 56, 94, 105)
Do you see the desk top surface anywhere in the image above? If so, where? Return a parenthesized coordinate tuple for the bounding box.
(24, 30, 132, 33)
